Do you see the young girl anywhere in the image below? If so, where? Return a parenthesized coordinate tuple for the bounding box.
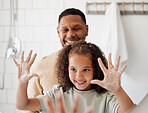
(14, 41, 135, 113)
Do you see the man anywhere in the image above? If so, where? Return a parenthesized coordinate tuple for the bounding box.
(24, 8, 89, 113)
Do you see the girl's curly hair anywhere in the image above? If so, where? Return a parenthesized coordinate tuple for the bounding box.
(55, 41, 108, 93)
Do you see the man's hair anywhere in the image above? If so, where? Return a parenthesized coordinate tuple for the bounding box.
(58, 8, 86, 24)
(55, 40, 108, 94)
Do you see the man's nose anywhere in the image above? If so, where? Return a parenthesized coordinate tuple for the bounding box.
(67, 30, 76, 38)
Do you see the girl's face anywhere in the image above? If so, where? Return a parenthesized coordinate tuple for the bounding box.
(68, 54, 93, 91)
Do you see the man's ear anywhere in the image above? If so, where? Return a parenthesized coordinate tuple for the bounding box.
(86, 25, 89, 36)
(57, 26, 60, 37)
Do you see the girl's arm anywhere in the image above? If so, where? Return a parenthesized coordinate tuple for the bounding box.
(14, 50, 41, 110)
(91, 53, 136, 113)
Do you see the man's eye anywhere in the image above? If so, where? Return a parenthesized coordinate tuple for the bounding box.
(62, 29, 68, 32)
(83, 69, 89, 72)
(74, 28, 81, 30)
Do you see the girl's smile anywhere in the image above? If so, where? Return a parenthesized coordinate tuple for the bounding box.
(68, 54, 93, 91)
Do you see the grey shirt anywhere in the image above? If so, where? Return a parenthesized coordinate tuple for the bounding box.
(37, 85, 119, 113)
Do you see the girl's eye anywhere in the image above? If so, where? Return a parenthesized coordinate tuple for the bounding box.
(83, 69, 89, 72)
(71, 68, 76, 72)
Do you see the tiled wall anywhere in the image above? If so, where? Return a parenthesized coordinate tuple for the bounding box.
(0, 0, 66, 113)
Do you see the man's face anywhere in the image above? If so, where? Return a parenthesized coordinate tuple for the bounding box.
(57, 15, 88, 47)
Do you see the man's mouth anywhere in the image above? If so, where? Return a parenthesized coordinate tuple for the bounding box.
(65, 40, 78, 45)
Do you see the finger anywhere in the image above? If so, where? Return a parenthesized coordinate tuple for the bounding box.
(72, 95, 79, 113)
(85, 106, 93, 113)
(25, 50, 33, 63)
(21, 51, 24, 63)
(18, 66, 21, 79)
(108, 53, 113, 69)
(115, 56, 120, 71)
(57, 91, 66, 113)
(45, 96, 56, 113)
(29, 53, 37, 67)
(119, 65, 126, 76)
(28, 73, 38, 80)
(90, 79, 104, 87)
(98, 58, 107, 74)
(13, 58, 19, 66)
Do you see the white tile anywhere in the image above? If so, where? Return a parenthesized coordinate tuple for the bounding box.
(0, 90, 7, 103)
(55, 9, 64, 25)
(15, 108, 22, 113)
(0, 27, 4, 41)
(25, 10, 40, 25)
(21, 42, 26, 52)
(5, 58, 18, 74)
(6, 89, 16, 104)
(32, 26, 48, 42)
(0, 0, 2, 9)
(0, 10, 10, 25)
(18, 26, 33, 42)
(0, 59, 4, 73)
(17, 10, 25, 25)
(4, 73, 13, 89)
(0, 42, 7, 57)
(48, 26, 59, 42)
(3, 26, 9, 42)
(18, 0, 32, 9)
(33, 0, 48, 9)
(40, 9, 56, 25)
(3, 0, 10, 9)
(0, 103, 15, 113)
(0, 73, 4, 89)
(48, 0, 64, 8)
(64, 0, 85, 12)
(12, 73, 18, 89)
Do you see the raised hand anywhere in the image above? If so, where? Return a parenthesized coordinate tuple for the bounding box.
(91, 53, 126, 92)
(44, 92, 93, 113)
(13, 50, 38, 83)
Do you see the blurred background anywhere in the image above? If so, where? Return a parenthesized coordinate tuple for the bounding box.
(0, 0, 148, 113)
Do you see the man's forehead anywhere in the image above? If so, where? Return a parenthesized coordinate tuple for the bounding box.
(58, 23, 83, 28)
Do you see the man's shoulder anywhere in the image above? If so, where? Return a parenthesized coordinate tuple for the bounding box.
(40, 51, 58, 61)
(31, 51, 59, 72)
(35, 51, 59, 64)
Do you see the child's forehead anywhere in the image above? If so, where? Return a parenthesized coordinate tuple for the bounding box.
(68, 53, 92, 60)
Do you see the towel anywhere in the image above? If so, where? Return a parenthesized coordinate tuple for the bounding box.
(102, 1, 128, 65)
(101, 2, 148, 105)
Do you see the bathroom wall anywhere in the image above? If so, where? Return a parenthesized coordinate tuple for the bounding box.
(0, 0, 148, 113)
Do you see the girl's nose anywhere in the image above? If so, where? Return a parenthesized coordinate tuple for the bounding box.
(76, 71, 84, 79)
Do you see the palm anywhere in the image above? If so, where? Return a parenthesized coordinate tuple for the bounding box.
(91, 53, 126, 92)
(13, 50, 37, 82)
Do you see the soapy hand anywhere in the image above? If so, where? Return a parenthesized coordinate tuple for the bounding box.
(91, 53, 126, 92)
(13, 50, 38, 83)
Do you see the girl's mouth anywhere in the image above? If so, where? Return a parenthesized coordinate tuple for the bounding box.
(75, 80, 86, 85)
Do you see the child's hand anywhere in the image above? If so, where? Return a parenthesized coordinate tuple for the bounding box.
(13, 50, 38, 83)
(91, 53, 126, 92)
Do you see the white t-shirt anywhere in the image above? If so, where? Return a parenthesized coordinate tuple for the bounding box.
(37, 85, 119, 113)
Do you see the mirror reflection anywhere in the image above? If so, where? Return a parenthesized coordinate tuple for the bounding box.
(0, 0, 148, 113)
